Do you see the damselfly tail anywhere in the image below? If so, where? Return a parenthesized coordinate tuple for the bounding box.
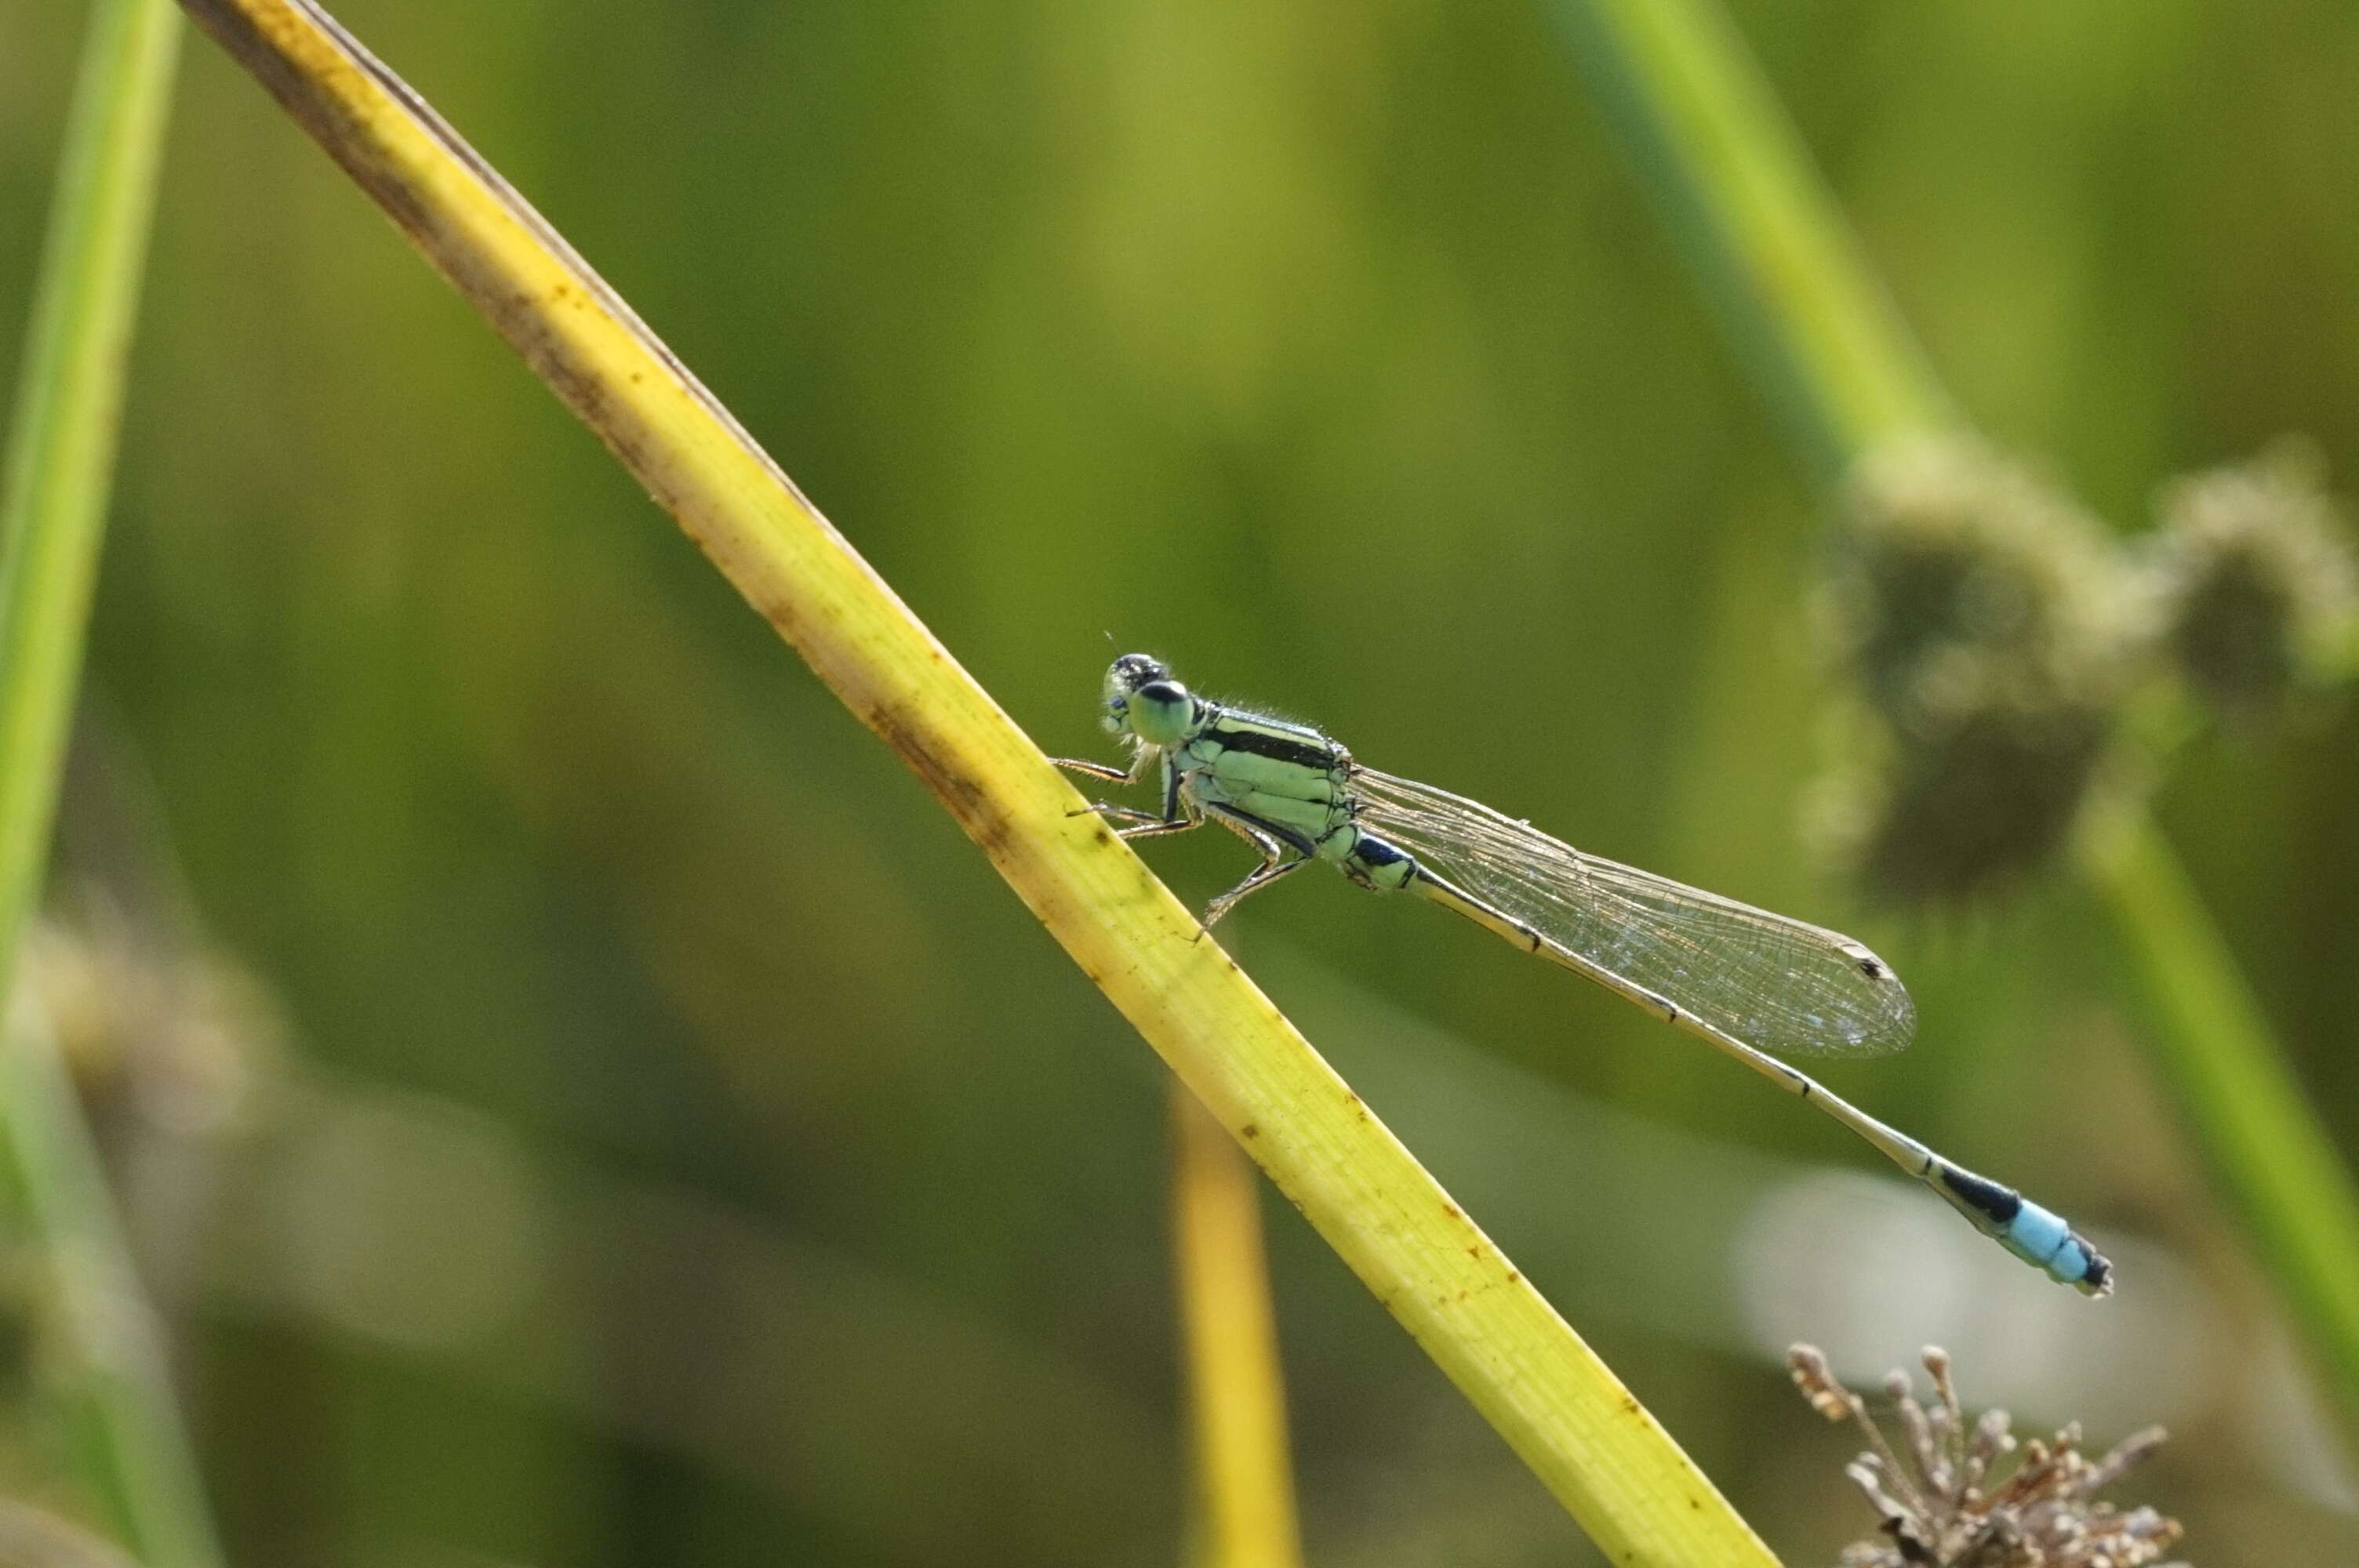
(1401, 862, 2112, 1294)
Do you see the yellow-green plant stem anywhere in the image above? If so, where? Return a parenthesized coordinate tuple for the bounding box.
(0, 0, 224, 1561)
(1172, 1081, 1304, 1568)
(1547, 0, 2359, 1453)
(174, 1, 1779, 1560)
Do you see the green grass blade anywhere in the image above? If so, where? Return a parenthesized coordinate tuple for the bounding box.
(0, 0, 180, 995)
(1546, 0, 2359, 1454)
(2, 992, 227, 1568)
(171, 1, 1783, 1559)
(0, 0, 226, 1560)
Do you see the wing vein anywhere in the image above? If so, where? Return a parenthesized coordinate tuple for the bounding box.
(1351, 767, 1915, 1058)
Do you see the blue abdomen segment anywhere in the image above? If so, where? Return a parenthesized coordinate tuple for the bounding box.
(1936, 1165, 2111, 1294)
(2001, 1196, 2110, 1292)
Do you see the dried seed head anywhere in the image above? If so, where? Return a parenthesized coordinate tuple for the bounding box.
(2146, 439, 2357, 724)
(1819, 436, 2147, 904)
(1787, 1343, 2186, 1568)
(1791, 1344, 1864, 1423)
(1837, 700, 2114, 904)
(1831, 436, 2139, 733)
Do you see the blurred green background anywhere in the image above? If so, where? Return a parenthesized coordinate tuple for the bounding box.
(5, 0, 2359, 1563)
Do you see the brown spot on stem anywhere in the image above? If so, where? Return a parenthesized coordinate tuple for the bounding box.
(867, 700, 1010, 855)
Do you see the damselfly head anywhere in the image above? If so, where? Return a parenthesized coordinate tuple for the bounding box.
(1100, 655, 1194, 745)
(1100, 654, 1169, 734)
(1105, 653, 1168, 693)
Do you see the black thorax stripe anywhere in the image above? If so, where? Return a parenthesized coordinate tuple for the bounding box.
(1202, 709, 1342, 771)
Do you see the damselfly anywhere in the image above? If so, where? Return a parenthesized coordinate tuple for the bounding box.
(1058, 654, 2111, 1295)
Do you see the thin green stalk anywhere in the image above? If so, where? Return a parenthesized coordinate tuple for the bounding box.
(2081, 814, 2359, 1434)
(173, 1, 1781, 1559)
(0, 0, 224, 1559)
(1539, 0, 1950, 477)
(1546, 0, 2359, 1452)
